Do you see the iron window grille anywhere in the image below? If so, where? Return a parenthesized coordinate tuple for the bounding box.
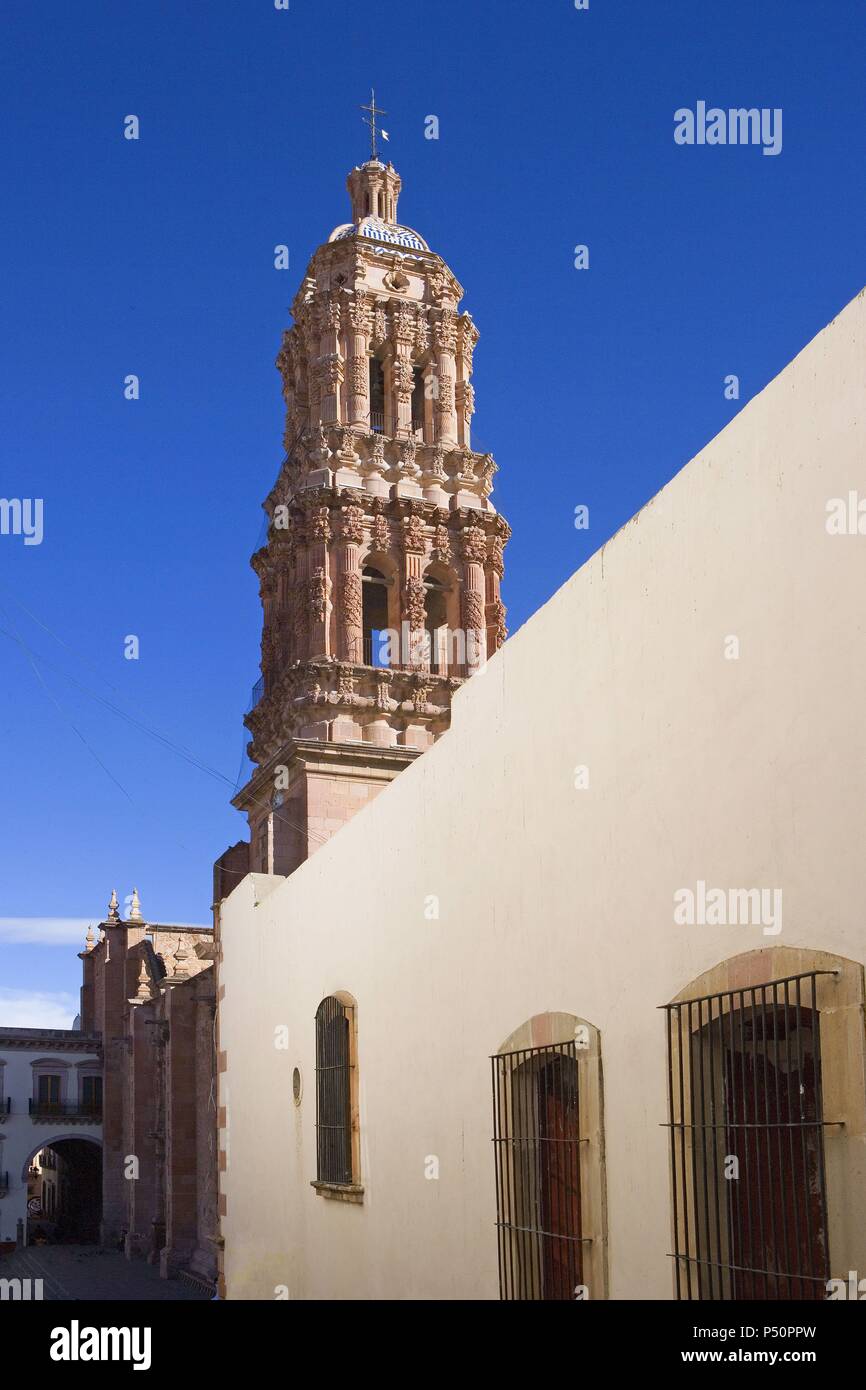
(663, 969, 838, 1300)
(491, 1041, 589, 1300)
(314, 997, 353, 1186)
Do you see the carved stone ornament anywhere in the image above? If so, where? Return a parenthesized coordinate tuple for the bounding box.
(349, 356, 368, 397)
(391, 301, 415, 342)
(383, 258, 410, 292)
(336, 663, 357, 699)
(434, 310, 457, 352)
(398, 437, 419, 476)
(392, 358, 414, 398)
(310, 422, 331, 460)
(426, 444, 447, 480)
(461, 524, 488, 564)
(402, 513, 426, 552)
(436, 376, 454, 412)
(337, 427, 358, 462)
(489, 535, 505, 576)
(340, 504, 365, 544)
(428, 264, 447, 301)
(308, 568, 328, 623)
(370, 511, 390, 551)
(309, 506, 332, 544)
(405, 576, 427, 628)
(348, 294, 373, 334)
(342, 571, 363, 631)
(491, 598, 508, 648)
(463, 589, 485, 634)
(432, 524, 452, 564)
(374, 670, 393, 710)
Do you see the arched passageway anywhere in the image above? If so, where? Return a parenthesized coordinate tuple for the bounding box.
(23, 1136, 102, 1245)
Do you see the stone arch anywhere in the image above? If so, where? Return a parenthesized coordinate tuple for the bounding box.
(20, 1132, 102, 1183)
(21, 1132, 102, 1244)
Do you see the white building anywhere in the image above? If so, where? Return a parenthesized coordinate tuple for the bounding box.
(0, 1027, 102, 1245)
(217, 282, 866, 1300)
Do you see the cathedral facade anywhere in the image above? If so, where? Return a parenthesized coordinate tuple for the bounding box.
(78, 893, 217, 1285)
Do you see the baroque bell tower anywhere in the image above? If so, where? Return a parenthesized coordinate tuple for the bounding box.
(234, 135, 509, 878)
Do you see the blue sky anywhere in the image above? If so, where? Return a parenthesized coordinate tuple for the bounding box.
(1, 0, 864, 1022)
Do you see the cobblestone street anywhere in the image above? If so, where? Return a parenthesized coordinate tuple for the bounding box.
(0, 1246, 210, 1301)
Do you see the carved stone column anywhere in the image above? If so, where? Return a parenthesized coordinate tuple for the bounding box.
(434, 308, 458, 445)
(456, 314, 478, 450)
(338, 502, 365, 662)
(484, 525, 504, 658)
(401, 509, 428, 668)
(461, 522, 488, 672)
(306, 504, 332, 658)
(318, 293, 344, 425)
(392, 301, 415, 438)
(346, 296, 372, 427)
(302, 309, 322, 427)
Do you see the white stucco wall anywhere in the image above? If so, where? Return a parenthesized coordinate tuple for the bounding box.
(220, 288, 866, 1300)
(0, 1044, 102, 1243)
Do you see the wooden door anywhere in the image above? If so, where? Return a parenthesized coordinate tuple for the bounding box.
(724, 1006, 827, 1299)
(538, 1055, 582, 1299)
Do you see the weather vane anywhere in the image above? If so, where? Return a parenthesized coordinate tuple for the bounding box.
(361, 88, 389, 161)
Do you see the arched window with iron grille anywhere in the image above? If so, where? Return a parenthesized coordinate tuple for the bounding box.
(314, 996, 355, 1188)
(663, 964, 842, 1300)
(491, 1013, 607, 1300)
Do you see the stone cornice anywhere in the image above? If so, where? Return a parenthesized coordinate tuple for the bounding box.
(0, 1028, 102, 1055)
(233, 736, 421, 813)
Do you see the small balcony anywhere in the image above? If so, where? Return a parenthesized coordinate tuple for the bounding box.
(370, 410, 385, 434)
(28, 1100, 102, 1123)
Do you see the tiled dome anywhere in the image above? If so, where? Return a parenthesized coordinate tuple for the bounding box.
(328, 216, 428, 252)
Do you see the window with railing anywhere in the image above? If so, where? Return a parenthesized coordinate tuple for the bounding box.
(411, 365, 425, 440)
(491, 1016, 607, 1301)
(492, 1042, 584, 1299)
(80, 1075, 102, 1115)
(369, 357, 385, 434)
(663, 969, 835, 1300)
(29, 1099, 102, 1119)
(362, 566, 390, 668)
(424, 576, 448, 675)
(37, 1075, 61, 1108)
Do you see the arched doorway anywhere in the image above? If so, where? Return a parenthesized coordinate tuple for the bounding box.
(22, 1135, 102, 1246)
